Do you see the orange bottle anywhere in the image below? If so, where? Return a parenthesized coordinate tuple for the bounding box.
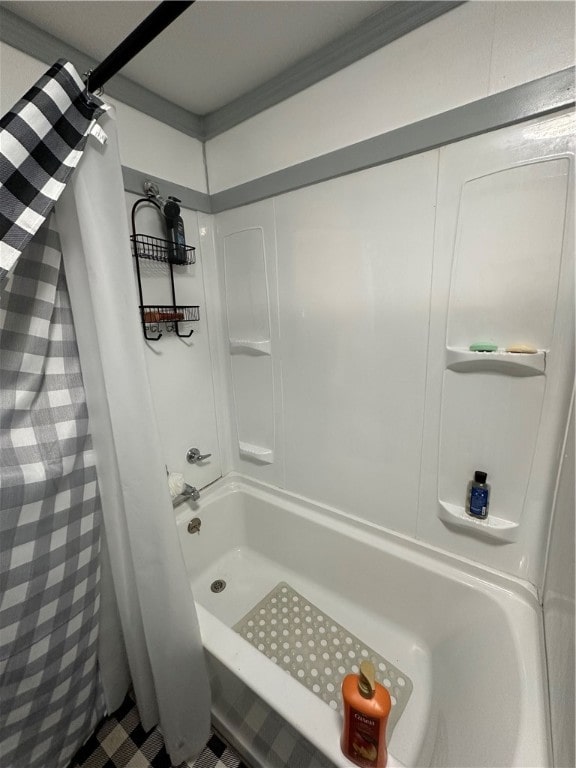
(341, 661, 391, 768)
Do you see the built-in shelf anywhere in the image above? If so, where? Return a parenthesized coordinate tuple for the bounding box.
(229, 339, 272, 355)
(438, 501, 519, 543)
(446, 347, 546, 376)
(238, 441, 274, 464)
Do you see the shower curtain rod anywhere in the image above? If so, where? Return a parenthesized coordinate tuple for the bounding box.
(85, 1, 195, 94)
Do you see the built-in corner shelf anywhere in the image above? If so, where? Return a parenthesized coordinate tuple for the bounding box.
(238, 441, 274, 464)
(229, 339, 272, 355)
(446, 347, 546, 376)
(438, 501, 519, 543)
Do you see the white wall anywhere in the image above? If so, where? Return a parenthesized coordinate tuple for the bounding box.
(205, 0, 574, 589)
(274, 153, 437, 536)
(213, 110, 574, 587)
(205, 0, 575, 194)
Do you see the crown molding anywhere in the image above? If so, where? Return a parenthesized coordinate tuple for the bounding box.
(203, 1, 465, 140)
(1, 2, 464, 142)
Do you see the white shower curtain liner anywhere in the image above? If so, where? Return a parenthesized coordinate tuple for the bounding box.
(55, 107, 211, 763)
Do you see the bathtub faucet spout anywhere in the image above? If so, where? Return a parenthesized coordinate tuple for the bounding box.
(172, 483, 200, 508)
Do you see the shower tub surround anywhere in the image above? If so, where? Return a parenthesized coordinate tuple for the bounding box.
(176, 474, 550, 767)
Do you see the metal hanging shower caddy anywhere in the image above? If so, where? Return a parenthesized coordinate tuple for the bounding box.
(130, 197, 200, 341)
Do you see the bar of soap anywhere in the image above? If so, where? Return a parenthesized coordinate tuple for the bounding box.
(505, 344, 538, 354)
(469, 342, 498, 352)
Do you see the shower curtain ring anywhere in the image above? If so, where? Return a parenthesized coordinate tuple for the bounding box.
(83, 69, 104, 99)
(83, 69, 93, 94)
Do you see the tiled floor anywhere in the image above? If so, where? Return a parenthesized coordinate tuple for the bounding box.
(69, 691, 249, 768)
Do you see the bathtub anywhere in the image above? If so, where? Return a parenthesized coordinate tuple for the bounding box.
(176, 474, 550, 767)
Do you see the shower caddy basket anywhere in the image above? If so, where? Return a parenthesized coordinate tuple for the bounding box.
(130, 203, 200, 341)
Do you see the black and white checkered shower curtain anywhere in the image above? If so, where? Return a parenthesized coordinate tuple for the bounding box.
(1, 60, 107, 767)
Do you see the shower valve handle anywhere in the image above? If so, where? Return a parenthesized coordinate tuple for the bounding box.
(186, 447, 212, 464)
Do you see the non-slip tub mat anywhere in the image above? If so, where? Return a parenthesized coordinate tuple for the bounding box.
(233, 582, 412, 736)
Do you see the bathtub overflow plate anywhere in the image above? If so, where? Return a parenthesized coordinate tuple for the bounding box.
(210, 579, 226, 593)
(187, 517, 201, 535)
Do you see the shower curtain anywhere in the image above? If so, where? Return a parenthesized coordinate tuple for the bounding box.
(56, 105, 211, 765)
(0, 219, 106, 768)
(1, 58, 107, 768)
(1, 60, 210, 766)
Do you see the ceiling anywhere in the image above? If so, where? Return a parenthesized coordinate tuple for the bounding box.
(2, 1, 386, 115)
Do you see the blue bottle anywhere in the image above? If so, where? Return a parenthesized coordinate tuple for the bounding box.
(467, 471, 490, 519)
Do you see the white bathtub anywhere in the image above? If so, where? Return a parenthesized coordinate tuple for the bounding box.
(176, 475, 550, 768)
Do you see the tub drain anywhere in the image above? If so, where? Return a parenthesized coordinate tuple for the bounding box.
(210, 579, 226, 593)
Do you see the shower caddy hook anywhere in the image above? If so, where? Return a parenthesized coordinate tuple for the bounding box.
(130, 186, 200, 341)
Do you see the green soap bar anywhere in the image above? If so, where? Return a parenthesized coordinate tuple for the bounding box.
(469, 342, 498, 352)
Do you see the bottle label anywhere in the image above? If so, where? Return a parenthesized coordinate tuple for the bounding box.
(469, 486, 489, 518)
(168, 219, 187, 263)
(175, 219, 186, 246)
(347, 708, 381, 766)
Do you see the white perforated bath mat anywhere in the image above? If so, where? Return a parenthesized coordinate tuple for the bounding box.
(233, 582, 412, 736)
